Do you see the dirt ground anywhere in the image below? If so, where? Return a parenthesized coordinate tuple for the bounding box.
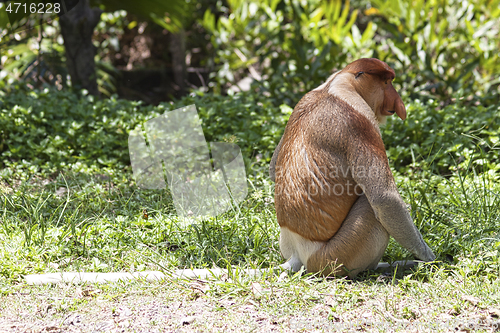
(1, 277, 500, 333)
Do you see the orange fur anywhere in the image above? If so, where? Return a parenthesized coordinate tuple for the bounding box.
(271, 58, 435, 277)
(274, 91, 386, 241)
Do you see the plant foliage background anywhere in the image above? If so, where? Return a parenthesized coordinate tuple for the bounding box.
(0, 0, 499, 286)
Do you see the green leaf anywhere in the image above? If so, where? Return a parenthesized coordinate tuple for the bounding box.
(90, 0, 186, 28)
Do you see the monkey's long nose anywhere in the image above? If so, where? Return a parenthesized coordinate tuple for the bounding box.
(395, 99, 407, 120)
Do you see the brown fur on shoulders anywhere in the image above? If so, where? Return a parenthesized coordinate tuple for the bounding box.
(274, 90, 386, 241)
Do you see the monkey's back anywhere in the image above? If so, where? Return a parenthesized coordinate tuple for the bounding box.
(274, 90, 383, 242)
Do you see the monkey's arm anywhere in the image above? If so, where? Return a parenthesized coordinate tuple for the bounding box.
(269, 137, 284, 182)
(349, 146, 436, 262)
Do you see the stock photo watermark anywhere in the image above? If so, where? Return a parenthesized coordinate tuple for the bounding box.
(272, 164, 387, 197)
(128, 104, 248, 219)
(2, 0, 79, 31)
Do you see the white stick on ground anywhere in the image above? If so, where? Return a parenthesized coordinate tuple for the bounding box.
(23, 261, 418, 285)
(24, 268, 266, 285)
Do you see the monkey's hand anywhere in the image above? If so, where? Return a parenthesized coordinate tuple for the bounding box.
(388, 210, 436, 263)
(412, 242, 436, 262)
(368, 192, 436, 264)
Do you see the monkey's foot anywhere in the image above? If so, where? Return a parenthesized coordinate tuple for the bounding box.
(375, 260, 418, 272)
(280, 255, 304, 272)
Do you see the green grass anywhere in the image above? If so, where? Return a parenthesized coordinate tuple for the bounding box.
(0, 170, 282, 286)
(0, 93, 499, 286)
(0, 86, 499, 330)
(1, 257, 500, 332)
(0, 158, 499, 290)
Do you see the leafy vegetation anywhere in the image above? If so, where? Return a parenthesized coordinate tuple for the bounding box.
(203, 0, 500, 104)
(367, 0, 500, 99)
(0, 83, 499, 290)
(1, 83, 498, 178)
(2, 0, 499, 103)
(0, 84, 288, 176)
(0, 5, 499, 330)
(384, 97, 500, 174)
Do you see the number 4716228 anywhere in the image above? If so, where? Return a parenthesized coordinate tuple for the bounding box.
(5, 2, 61, 14)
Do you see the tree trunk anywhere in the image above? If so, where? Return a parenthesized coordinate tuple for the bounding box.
(169, 28, 187, 96)
(59, 0, 102, 95)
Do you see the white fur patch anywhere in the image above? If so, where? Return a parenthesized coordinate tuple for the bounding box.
(326, 72, 382, 131)
(313, 71, 340, 91)
(279, 227, 323, 272)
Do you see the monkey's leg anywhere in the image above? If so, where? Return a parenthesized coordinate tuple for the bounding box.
(306, 194, 390, 278)
(279, 227, 323, 272)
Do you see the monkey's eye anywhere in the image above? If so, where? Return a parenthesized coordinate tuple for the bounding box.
(355, 71, 364, 79)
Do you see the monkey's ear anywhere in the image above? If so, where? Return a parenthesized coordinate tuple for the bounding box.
(345, 58, 395, 82)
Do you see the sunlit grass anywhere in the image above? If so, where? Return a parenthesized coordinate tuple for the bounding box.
(1, 158, 499, 290)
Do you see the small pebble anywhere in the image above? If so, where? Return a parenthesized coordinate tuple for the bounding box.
(181, 316, 196, 325)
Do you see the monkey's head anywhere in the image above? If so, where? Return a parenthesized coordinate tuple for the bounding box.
(343, 58, 407, 122)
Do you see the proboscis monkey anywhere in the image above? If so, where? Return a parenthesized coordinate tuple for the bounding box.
(269, 58, 436, 278)
(25, 59, 434, 286)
